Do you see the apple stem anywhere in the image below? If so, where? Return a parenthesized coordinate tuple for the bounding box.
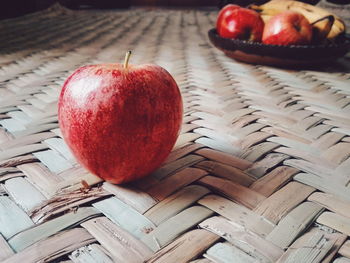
(124, 51, 132, 69)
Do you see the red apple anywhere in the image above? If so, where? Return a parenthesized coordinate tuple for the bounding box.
(216, 4, 240, 33)
(58, 52, 183, 184)
(216, 5, 264, 42)
(262, 11, 313, 45)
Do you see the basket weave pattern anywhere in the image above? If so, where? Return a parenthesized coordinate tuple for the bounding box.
(0, 5, 350, 262)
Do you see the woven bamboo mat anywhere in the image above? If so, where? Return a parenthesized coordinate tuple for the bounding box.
(1, 4, 350, 262)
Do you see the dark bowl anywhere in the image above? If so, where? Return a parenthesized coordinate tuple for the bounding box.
(208, 28, 350, 67)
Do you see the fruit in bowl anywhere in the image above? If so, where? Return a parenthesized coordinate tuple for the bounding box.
(216, 1, 347, 46)
(58, 52, 183, 184)
(216, 4, 265, 42)
(209, 1, 349, 66)
(262, 11, 313, 45)
(250, 0, 346, 43)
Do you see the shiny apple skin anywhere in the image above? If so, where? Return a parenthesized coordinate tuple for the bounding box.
(58, 63, 183, 184)
(216, 4, 240, 35)
(262, 11, 313, 46)
(216, 6, 264, 42)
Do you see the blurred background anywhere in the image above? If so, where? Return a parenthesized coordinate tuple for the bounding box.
(0, 0, 217, 19)
(0, 0, 347, 20)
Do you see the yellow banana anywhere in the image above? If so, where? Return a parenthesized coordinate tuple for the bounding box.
(250, 0, 346, 40)
(261, 14, 273, 24)
(311, 15, 334, 42)
(329, 18, 346, 40)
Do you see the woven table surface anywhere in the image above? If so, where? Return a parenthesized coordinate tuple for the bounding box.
(1, 4, 350, 263)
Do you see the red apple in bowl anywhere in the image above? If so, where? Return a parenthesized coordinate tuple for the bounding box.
(58, 52, 183, 184)
(216, 5, 264, 42)
(216, 4, 240, 33)
(262, 11, 313, 46)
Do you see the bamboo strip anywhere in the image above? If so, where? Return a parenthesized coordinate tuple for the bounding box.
(3, 228, 95, 263)
(0, 234, 14, 261)
(69, 244, 114, 263)
(308, 192, 350, 219)
(200, 216, 283, 262)
(205, 242, 257, 263)
(198, 194, 275, 238)
(0, 196, 34, 239)
(144, 185, 210, 226)
(198, 176, 265, 209)
(276, 227, 346, 263)
(254, 182, 315, 224)
(147, 167, 207, 201)
(317, 212, 350, 236)
(82, 217, 153, 263)
(195, 148, 252, 170)
(339, 241, 350, 259)
(147, 229, 220, 263)
(195, 160, 254, 186)
(8, 207, 100, 251)
(4, 177, 46, 212)
(266, 201, 323, 248)
(102, 182, 157, 214)
(249, 166, 299, 197)
(93, 197, 156, 239)
(141, 206, 214, 251)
